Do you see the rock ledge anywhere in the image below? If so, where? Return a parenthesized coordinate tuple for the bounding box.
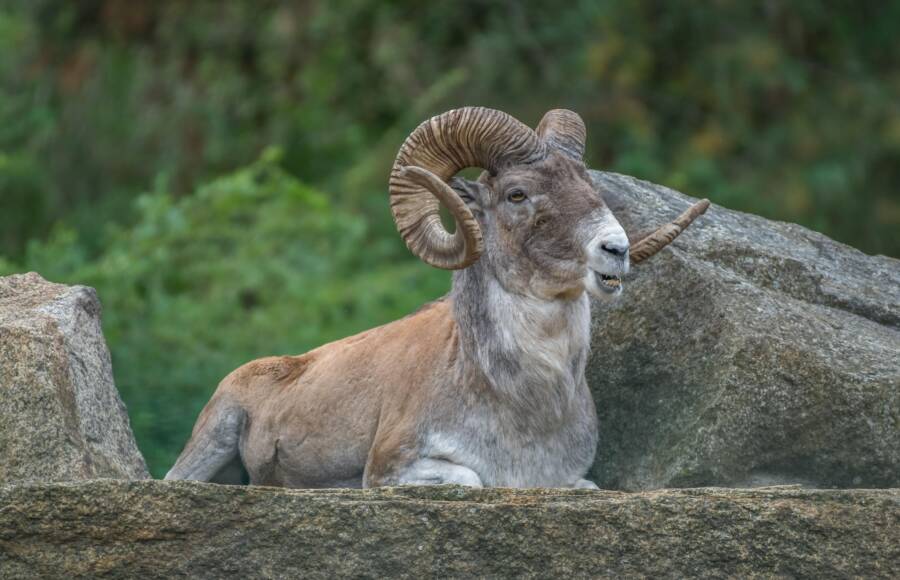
(0, 480, 897, 578)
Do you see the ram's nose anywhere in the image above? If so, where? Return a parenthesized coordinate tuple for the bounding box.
(599, 241, 629, 258)
(585, 210, 630, 273)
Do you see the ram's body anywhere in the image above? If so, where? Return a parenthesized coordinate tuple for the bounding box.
(166, 107, 707, 489)
(171, 282, 598, 488)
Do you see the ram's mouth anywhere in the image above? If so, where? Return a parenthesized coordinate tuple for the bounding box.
(593, 271, 622, 294)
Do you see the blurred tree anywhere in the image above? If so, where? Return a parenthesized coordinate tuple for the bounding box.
(1, 0, 897, 257)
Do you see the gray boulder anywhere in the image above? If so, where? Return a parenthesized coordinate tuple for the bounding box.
(0, 272, 148, 482)
(587, 171, 900, 490)
(0, 480, 896, 578)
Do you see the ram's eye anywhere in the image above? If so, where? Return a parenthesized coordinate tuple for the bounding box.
(507, 189, 527, 203)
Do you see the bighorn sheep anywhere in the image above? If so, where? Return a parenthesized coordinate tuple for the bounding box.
(166, 107, 708, 488)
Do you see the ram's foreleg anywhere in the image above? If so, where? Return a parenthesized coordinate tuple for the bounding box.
(573, 478, 599, 489)
(391, 458, 483, 487)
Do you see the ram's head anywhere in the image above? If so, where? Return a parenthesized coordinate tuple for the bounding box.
(390, 107, 708, 301)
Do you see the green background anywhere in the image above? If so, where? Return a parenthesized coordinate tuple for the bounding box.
(1, 1, 898, 476)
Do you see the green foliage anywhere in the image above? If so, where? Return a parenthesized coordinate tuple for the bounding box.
(4, 151, 449, 475)
(1, 1, 899, 473)
(1, 1, 898, 258)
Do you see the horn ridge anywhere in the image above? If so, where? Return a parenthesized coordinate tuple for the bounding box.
(536, 109, 587, 160)
(389, 107, 543, 269)
(630, 199, 710, 263)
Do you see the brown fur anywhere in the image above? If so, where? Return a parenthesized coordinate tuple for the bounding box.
(461, 151, 609, 300)
(181, 300, 457, 487)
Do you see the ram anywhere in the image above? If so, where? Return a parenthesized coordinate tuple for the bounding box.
(166, 107, 708, 488)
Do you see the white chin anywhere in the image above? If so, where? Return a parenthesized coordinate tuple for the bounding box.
(585, 272, 623, 302)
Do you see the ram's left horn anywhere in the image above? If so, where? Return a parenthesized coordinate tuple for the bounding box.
(630, 199, 710, 264)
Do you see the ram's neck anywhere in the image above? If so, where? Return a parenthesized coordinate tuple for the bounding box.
(450, 262, 591, 411)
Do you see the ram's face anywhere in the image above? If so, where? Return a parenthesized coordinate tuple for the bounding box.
(451, 151, 629, 301)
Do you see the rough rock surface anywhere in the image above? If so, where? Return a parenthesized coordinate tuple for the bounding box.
(0, 272, 148, 482)
(0, 480, 896, 579)
(587, 171, 900, 490)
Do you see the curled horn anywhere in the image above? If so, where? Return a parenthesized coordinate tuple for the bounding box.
(630, 199, 711, 263)
(536, 109, 586, 160)
(389, 107, 545, 269)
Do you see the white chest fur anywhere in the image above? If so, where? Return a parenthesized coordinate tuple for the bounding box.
(423, 287, 598, 487)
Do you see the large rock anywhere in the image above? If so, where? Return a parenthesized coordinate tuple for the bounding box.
(0, 273, 148, 482)
(0, 480, 896, 578)
(587, 171, 900, 490)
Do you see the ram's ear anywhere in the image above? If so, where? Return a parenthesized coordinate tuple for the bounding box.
(449, 177, 488, 213)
